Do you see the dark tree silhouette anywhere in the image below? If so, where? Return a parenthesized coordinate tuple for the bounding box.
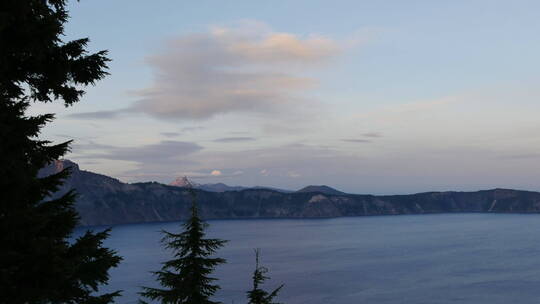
(140, 181, 227, 304)
(0, 1, 121, 303)
(246, 249, 284, 304)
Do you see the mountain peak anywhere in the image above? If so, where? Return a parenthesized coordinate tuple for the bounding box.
(55, 159, 79, 172)
(169, 176, 198, 188)
(296, 185, 345, 195)
(38, 159, 79, 177)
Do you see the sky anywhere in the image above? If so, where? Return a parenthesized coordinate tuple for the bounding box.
(32, 0, 540, 194)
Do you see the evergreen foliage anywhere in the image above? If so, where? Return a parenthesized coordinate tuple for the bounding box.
(0, 1, 121, 303)
(140, 182, 227, 304)
(246, 249, 284, 304)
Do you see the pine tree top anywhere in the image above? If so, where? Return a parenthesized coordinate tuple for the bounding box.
(247, 249, 284, 304)
(140, 183, 228, 304)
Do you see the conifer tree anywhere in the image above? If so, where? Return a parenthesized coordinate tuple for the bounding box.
(140, 181, 227, 304)
(246, 249, 284, 304)
(0, 1, 121, 303)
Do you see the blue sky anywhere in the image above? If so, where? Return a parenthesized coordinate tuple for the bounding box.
(34, 0, 540, 194)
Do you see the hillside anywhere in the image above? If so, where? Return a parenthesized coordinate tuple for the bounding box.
(296, 185, 346, 195)
(41, 160, 540, 226)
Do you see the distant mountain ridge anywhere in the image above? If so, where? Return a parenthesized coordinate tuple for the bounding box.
(40, 160, 540, 226)
(169, 176, 292, 193)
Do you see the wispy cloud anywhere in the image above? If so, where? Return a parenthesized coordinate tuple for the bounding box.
(363, 132, 382, 138)
(67, 110, 124, 120)
(181, 126, 205, 132)
(73, 140, 203, 178)
(160, 127, 205, 138)
(161, 132, 181, 138)
(342, 139, 372, 143)
(213, 136, 256, 143)
(129, 21, 339, 120)
(66, 23, 339, 122)
(341, 132, 382, 143)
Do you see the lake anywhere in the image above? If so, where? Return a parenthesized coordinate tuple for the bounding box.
(75, 213, 540, 303)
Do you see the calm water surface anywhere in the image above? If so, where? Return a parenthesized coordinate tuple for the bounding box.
(75, 214, 540, 303)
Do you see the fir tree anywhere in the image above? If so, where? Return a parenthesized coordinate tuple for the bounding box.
(246, 249, 284, 304)
(140, 181, 227, 304)
(0, 1, 121, 303)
